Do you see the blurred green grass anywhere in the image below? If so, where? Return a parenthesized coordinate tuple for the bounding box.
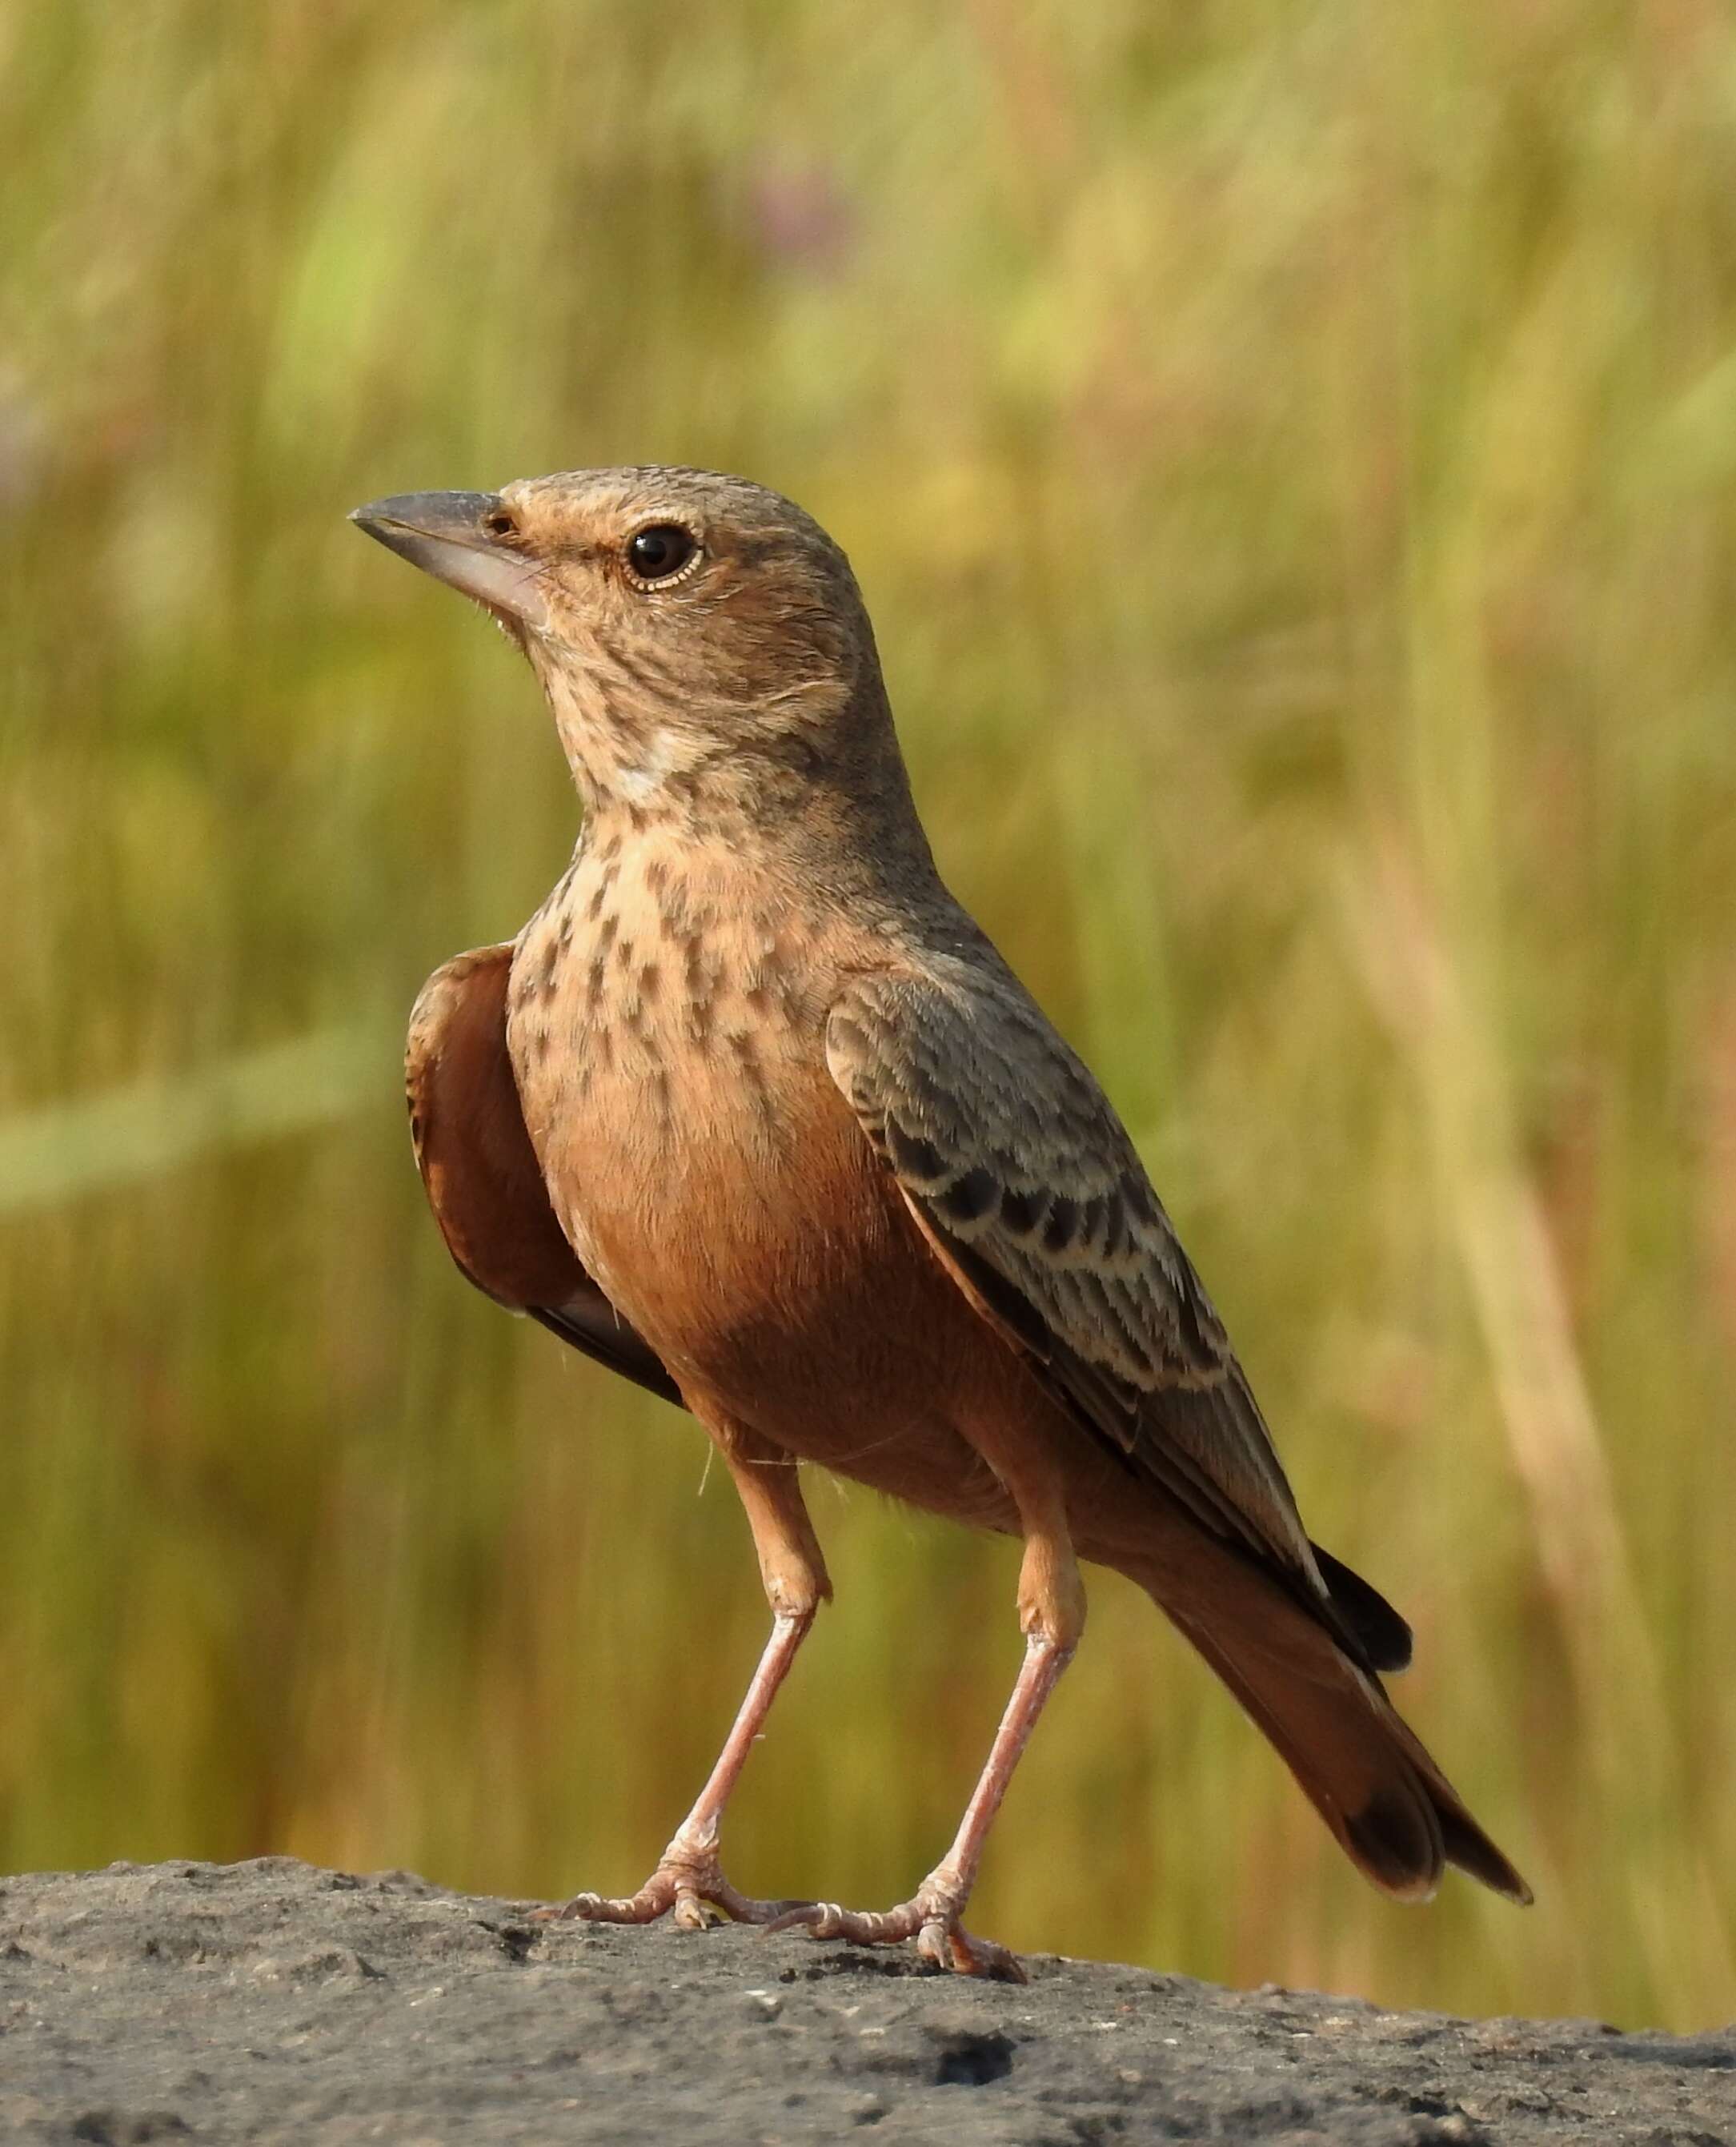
(3, 0, 1734, 2029)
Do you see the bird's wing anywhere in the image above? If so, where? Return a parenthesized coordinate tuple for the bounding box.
(407, 945, 683, 1406)
(826, 965, 1404, 1670)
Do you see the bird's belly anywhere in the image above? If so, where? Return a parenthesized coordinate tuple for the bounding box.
(512, 985, 1018, 1528)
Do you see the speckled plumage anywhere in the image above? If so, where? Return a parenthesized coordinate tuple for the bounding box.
(360, 468, 1529, 1978)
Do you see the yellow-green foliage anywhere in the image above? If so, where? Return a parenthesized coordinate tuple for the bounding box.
(3, 0, 1734, 2029)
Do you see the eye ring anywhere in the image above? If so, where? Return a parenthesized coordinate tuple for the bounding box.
(626, 523, 701, 587)
(483, 508, 519, 539)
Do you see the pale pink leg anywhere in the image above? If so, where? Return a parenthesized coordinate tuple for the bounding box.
(772, 1482, 1084, 1982)
(535, 1425, 831, 1931)
(772, 1630, 1075, 1980)
(535, 1608, 816, 1928)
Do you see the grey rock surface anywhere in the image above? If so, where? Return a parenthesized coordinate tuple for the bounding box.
(0, 1859, 1730, 2145)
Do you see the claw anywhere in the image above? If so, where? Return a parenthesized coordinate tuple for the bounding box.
(672, 1888, 716, 1932)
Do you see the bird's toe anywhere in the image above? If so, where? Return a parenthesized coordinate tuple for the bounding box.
(530, 1850, 803, 1932)
(766, 1884, 1024, 1980)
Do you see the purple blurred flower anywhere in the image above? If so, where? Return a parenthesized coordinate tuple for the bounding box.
(742, 157, 857, 279)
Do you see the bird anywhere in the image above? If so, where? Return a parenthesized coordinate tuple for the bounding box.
(351, 468, 1531, 1980)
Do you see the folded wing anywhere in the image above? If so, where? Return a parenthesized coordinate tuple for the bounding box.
(406, 944, 681, 1404)
(825, 965, 1405, 1674)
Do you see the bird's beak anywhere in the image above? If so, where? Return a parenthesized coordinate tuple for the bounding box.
(348, 492, 551, 635)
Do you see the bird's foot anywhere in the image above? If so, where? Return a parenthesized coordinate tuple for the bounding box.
(768, 1874, 1025, 1982)
(529, 1836, 804, 1933)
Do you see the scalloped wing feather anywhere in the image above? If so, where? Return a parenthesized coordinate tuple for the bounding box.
(825, 965, 1361, 1647)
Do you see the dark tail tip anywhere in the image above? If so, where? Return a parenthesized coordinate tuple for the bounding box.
(1346, 1782, 1445, 1899)
(1440, 1807, 1534, 1904)
(1311, 1542, 1414, 1673)
(1347, 1783, 1534, 1906)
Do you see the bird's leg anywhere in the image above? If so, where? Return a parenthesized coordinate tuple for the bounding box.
(537, 1609, 815, 1929)
(534, 1424, 830, 1932)
(772, 1480, 1084, 1980)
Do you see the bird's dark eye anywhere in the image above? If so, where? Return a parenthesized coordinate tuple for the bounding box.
(483, 508, 519, 538)
(627, 524, 698, 582)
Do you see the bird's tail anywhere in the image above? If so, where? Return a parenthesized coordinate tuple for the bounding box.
(1127, 1539, 1532, 1905)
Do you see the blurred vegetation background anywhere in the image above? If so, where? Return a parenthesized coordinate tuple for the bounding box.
(3, 0, 1734, 2033)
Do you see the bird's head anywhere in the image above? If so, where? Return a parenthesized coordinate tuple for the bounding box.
(351, 468, 909, 837)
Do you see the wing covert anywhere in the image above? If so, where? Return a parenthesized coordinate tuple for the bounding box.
(824, 966, 1362, 1647)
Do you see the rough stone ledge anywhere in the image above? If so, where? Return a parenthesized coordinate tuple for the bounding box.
(0, 1858, 1729, 2145)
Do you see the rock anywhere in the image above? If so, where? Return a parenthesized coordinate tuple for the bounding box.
(0, 1860, 1729, 2145)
